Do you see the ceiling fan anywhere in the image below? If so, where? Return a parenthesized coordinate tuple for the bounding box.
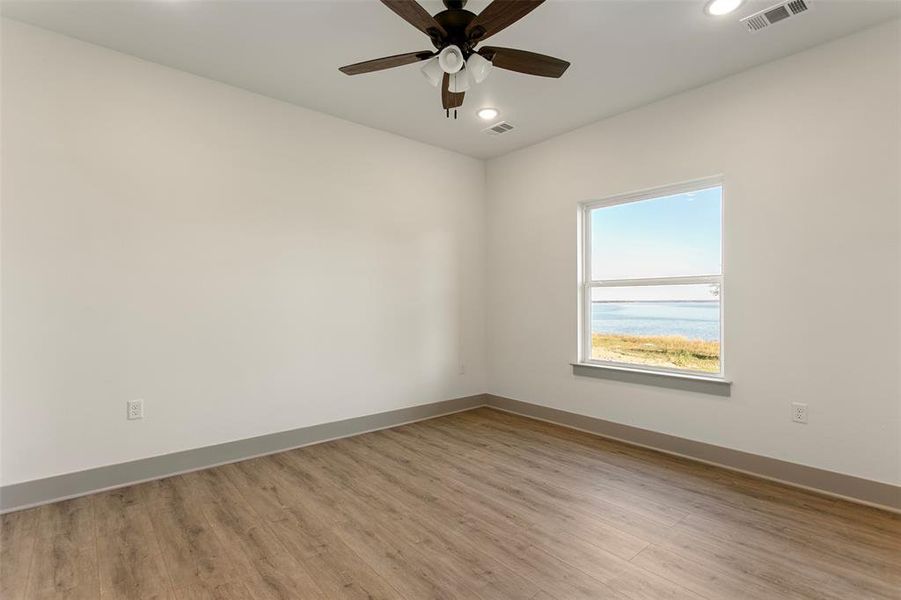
(339, 0, 570, 117)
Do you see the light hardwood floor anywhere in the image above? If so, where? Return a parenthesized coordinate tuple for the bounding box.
(2, 407, 899, 599)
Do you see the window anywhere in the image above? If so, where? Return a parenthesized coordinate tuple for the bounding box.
(580, 178, 724, 377)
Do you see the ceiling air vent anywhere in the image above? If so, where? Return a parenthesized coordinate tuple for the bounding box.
(483, 121, 515, 136)
(741, 0, 811, 32)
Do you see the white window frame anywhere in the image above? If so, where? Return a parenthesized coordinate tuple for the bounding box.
(578, 176, 726, 380)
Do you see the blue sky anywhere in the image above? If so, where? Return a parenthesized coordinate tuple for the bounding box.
(590, 186, 721, 301)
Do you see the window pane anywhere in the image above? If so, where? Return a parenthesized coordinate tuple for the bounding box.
(590, 186, 722, 281)
(590, 284, 721, 373)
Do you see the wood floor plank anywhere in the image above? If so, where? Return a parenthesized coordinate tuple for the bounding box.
(256, 458, 478, 600)
(26, 533, 99, 599)
(631, 543, 780, 600)
(470, 408, 901, 553)
(186, 468, 328, 600)
(332, 433, 701, 600)
(476, 409, 897, 516)
(218, 460, 294, 523)
(329, 516, 469, 600)
(459, 410, 744, 511)
(0, 508, 41, 600)
(143, 475, 237, 589)
(657, 517, 901, 600)
(268, 511, 405, 600)
(173, 581, 252, 600)
(272, 449, 538, 600)
(415, 419, 686, 534)
(5, 407, 898, 600)
(37, 495, 95, 544)
(676, 511, 901, 593)
(441, 412, 692, 524)
(93, 489, 174, 600)
(23, 495, 100, 599)
(350, 472, 625, 600)
(239, 562, 326, 600)
(240, 455, 459, 599)
(380, 425, 653, 557)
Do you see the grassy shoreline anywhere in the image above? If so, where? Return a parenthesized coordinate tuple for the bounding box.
(592, 333, 720, 373)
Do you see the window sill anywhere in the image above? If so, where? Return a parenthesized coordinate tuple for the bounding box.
(571, 362, 732, 396)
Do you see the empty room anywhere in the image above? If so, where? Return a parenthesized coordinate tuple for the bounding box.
(1, 0, 899, 598)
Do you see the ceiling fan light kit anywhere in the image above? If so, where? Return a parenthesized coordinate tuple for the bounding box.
(448, 69, 470, 93)
(438, 45, 465, 74)
(466, 52, 492, 84)
(421, 57, 444, 87)
(339, 0, 570, 117)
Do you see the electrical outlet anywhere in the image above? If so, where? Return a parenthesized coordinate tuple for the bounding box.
(791, 402, 808, 424)
(127, 399, 144, 420)
(458, 362, 466, 375)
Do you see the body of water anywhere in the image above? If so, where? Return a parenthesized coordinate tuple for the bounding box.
(591, 301, 720, 341)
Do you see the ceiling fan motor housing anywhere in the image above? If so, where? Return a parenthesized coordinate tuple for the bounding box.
(433, 9, 480, 53)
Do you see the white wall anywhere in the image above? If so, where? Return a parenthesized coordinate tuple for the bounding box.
(485, 21, 901, 485)
(1, 20, 487, 485)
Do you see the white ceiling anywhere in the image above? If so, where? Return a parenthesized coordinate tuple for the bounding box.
(3, 0, 898, 158)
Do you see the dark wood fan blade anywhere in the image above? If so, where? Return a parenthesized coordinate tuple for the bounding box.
(465, 0, 545, 42)
(441, 73, 465, 109)
(339, 51, 435, 75)
(479, 46, 569, 78)
(381, 0, 447, 40)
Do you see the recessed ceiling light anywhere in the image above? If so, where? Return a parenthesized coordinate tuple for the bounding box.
(477, 108, 499, 121)
(705, 0, 744, 16)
